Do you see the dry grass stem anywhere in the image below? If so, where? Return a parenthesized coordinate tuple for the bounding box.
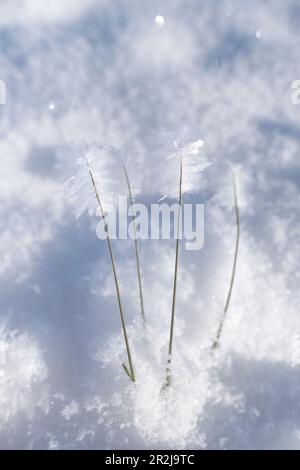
(212, 177, 240, 350)
(162, 157, 183, 389)
(123, 164, 146, 324)
(85, 157, 135, 382)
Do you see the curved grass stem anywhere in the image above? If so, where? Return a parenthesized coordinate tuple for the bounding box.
(86, 158, 135, 382)
(162, 157, 183, 390)
(212, 177, 240, 350)
(123, 165, 146, 325)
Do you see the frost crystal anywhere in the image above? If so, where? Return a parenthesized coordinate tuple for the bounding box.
(56, 141, 123, 218)
(154, 125, 212, 198)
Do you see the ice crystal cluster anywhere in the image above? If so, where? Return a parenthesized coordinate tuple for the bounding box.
(56, 141, 124, 218)
(152, 126, 212, 199)
(0, 325, 48, 431)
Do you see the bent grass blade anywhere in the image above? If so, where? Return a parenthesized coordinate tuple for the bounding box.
(85, 157, 135, 382)
(123, 164, 146, 325)
(162, 157, 183, 390)
(212, 177, 240, 350)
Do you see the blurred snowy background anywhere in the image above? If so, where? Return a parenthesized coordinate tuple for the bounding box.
(1, 0, 300, 450)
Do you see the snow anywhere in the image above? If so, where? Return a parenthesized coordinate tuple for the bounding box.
(0, 325, 48, 434)
(0, 0, 300, 450)
(155, 15, 165, 27)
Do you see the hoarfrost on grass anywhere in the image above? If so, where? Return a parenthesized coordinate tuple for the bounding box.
(152, 125, 212, 199)
(56, 140, 125, 218)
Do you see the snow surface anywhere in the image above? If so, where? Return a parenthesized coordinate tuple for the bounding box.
(0, 0, 300, 450)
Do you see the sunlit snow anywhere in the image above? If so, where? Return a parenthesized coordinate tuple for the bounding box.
(0, 0, 300, 450)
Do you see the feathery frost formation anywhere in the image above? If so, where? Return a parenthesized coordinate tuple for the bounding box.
(153, 125, 212, 199)
(56, 141, 124, 218)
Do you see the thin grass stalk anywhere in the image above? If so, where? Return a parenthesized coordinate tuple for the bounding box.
(163, 157, 183, 389)
(85, 158, 135, 382)
(123, 165, 146, 324)
(212, 177, 240, 349)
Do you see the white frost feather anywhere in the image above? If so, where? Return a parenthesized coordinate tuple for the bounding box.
(56, 141, 124, 218)
(152, 126, 212, 198)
